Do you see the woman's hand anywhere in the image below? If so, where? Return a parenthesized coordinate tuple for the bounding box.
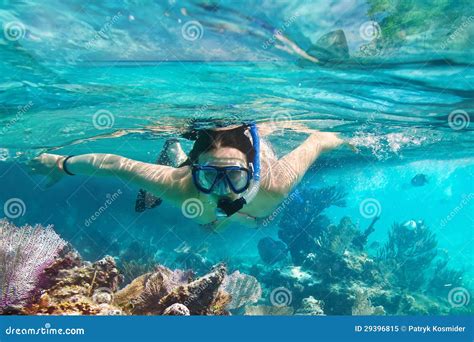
(29, 153, 66, 187)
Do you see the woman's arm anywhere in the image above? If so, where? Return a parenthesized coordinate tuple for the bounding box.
(32, 153, 191, 202)
(265, 132, 343, 194)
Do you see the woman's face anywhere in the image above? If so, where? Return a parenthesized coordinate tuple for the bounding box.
(197, 147, 248, 199)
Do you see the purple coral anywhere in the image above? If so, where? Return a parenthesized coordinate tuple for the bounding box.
(0, 219, 66, 312)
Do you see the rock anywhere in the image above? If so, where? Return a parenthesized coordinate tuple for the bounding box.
(158, 264, 228, 315)
(280, 266, 313, 283)
(114, 265, 193, 314)
(163, 303, 190, 316)
(306, 29, 349, 62)
(0, 305, 24, 315)
(115, 263, 229, 315)
(296, 296, 325, 315)
(92, 290, 113, 304)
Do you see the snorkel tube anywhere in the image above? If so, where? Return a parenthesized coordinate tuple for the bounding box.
(216, 122, 261, 217)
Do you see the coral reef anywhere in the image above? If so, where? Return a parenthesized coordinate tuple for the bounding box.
(0, 220, 67, 313)
(117, 240, 159, 284)
(23, 251, 123, 315)
(18, 251, 237, 316)
(251, 185, 473, 316)
(377, 220, 437, 290)
(427, 254, 464, 296)
(0, 225, 259, 316)
(278, 186, 346, 263)
(295, 296, 325, 315)
(1, 185, 471, 317)
(351, 289, 385, 315)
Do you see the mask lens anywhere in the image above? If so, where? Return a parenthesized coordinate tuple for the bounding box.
(225, 169, 249, 192)
(196, 168, 218, 191)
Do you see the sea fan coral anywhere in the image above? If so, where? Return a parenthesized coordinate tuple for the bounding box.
(0, 219, 66, 312)
(221, 271, 262, 309)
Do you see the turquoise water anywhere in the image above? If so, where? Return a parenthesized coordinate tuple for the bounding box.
(1, 0, 473, 315)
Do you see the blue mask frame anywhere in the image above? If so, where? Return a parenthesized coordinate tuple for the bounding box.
(192, 164, 252, 194)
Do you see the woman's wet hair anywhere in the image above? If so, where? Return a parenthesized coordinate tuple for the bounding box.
(182, 125, 255, 165)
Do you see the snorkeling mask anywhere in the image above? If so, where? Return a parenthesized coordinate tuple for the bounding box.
(192, 165, 252, 195)
(191, 123, 261, 217)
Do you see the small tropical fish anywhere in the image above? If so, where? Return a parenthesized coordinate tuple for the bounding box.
(368, 241, 381, 249)
(257, 237, 288, 265)
(411, 173, 429, 187)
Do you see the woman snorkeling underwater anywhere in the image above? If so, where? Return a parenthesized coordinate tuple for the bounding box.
(31, 122, 343, 229)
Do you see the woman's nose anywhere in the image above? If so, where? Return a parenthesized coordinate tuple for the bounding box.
(214, 178, 231, 195)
